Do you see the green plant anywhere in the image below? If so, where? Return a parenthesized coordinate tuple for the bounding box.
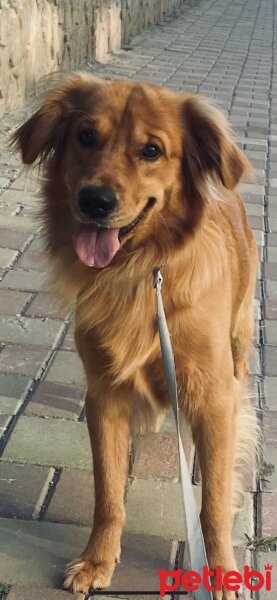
(245, 533, 277, 552)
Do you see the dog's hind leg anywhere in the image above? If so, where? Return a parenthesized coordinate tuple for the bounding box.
(231, 386, 260, 516)
(231, 232, 258, 384)
(231, 294, 255, 384)
(230, 272, 260, 515)
(190, 372, 240, 600)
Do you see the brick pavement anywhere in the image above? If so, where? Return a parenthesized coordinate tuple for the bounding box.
(0, 0, 276, 598)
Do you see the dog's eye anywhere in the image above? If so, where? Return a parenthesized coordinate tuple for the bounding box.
(140, 144, 162, 160)
(78, 129, 95, 146)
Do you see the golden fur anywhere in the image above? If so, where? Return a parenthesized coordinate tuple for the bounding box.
(13, 73, 259, 600)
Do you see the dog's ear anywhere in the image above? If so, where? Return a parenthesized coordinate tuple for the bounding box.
(182, 95, 252, 197)
(11, 74, 97, 165)
(11, 92, 70, 165)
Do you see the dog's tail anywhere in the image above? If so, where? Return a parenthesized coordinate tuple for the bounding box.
(231, 384, 261, 515)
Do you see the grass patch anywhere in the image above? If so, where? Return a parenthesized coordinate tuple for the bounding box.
(259, 461, 275, 484)
(245, 533, 277, 552)
(0, 583, 11, 599)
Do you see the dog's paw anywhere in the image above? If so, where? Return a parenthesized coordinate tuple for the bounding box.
(212, 590, 240, 600)
(63, 558, 115, 593)
(208, 561, 242, 600)
(211, 578, 243, 600)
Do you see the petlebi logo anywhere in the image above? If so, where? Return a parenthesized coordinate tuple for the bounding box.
(158, 564, 273, 595)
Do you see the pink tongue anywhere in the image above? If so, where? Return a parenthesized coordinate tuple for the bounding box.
(73, 225, 120, 268)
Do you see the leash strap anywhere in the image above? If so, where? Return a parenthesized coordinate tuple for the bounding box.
(153, 268, 212, 600)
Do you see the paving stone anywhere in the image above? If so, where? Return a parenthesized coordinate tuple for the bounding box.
(16, 248, 48, 271)
(7, 587, 84, 600)
(242, 191, 264, 205)
(0, 193, 23, 216)
(264, 346, 277, 376)
(259, 492, 277, 537)
(268, 187, 277, 198)
(132, 432, 193, 481)
(125, 478, 186, 539)
(0, 462, 54, 520)
(240, 183, 265, 196)
(110, 532, 173, 594)
(0, 215, 37, 232)
(0, 189, 38, 208)
(254, 298, 261, 321)
(24, 381, 84, 419)
(232, 547, 252, 600)
(0, 290, 32, 316)
(0, 272, 10, 293)
(61, 322, 75, 351)
(256, 552, 277, 600)
(250, 345, 260, 375)
(248, 215, 264, 230)
(2, 521, 171, 598)
(0, 175, 10, 188)
(264, 321, 277, 345)
(249, 375, 259, 409)
(253, 228, 264, 247)
(255, 280, 262, 302)
(247, 158, 266, 170)
(268, 204, 277, 218)
(0, 269, 47, 292)
(265, 261, 277, 282)
(0, 344, 51, 377)
(0, 316, 63, 347)
(266, 280, 277, 300)
(268, 217, 277, 233)
(0, 396, 22, 415)
(265, 299, 277, 320)
(0, 518, 90, 587)
(26, 292, 71, 320)
(232, 493, 254, 546)
(25, 235, 44, 252)
(10, 175, 40, 193)
(263, 412, 277, 443)
(45, 351, 86, 388)
(0, 229, 31, 251)
(0, 413, 12, 434)
(0, 247, 18, 268)
(244, 203, 264, 217)
(46, 468, 94, 526)
(2, 416, 92, 468)
(264, 377, 277, 410)
(244, 148, 267, 158)
(125, 477, 253, 544)
(0, 373, 30, 400)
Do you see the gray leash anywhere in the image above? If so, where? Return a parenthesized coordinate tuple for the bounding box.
(153, 268, 212, 600)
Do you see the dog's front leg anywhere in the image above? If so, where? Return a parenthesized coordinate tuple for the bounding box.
(190, 377, 239, 600)
(64, 389, 131, 594)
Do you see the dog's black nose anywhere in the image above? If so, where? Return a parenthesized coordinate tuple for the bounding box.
(78, 186, 117, 220)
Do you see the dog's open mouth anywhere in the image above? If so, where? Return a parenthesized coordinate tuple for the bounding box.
(73, 197, 155, 268)
(118, 197, 155, 237)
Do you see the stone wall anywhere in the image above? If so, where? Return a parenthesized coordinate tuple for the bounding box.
(121, 0, 184, 43)
(0, 0, 185, 118)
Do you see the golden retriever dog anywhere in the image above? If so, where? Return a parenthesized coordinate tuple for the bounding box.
(13, 73, 259, 600)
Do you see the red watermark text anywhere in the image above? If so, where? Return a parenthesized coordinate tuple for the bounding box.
(158, 564, 273, 596)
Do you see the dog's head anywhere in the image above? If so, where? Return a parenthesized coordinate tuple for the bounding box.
(12, 73, 251, 269)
